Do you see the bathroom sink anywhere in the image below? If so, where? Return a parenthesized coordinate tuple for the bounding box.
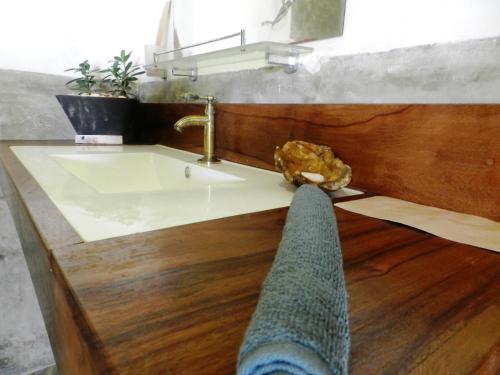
(10, 145, 363, 242)
(51, 152, 244, 194)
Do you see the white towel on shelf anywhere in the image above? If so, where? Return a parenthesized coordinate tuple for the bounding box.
(155, 0, 182, 58)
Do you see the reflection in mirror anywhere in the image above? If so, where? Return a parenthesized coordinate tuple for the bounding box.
(290, 0, 346, 42)
(171, 0, 345, 53)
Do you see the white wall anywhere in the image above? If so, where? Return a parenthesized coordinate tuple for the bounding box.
(311, 0, 500, 56)
(0, 0, 166, 75)
(171, 0, 500, 72)
(2, 0, 500, 76)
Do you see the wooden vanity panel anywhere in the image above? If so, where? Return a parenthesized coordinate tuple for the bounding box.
(49, 205, 500, 375)
(52, 208, 287, 374)
(0, 156, 110, 374)
(1, 141, 499, 374)
(339, 211, 500, 375)
(0, 143, 82, 249)
(135, 103, 500, 221)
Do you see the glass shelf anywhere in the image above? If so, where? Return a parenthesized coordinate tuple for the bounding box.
(145, 41, 313, 80)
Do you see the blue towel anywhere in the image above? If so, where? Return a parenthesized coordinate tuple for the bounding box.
(237, 184, 350, 375)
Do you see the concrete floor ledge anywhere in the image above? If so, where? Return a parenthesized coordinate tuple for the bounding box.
(0, 199, 54, 375)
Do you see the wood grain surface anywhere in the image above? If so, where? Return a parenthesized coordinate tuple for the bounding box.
(136, 103, 500, 221)
(0, 142, 82, 249)
(0, 145, 109, 374)
(2, 139, 499, 374)
(48, 205, 500, 375)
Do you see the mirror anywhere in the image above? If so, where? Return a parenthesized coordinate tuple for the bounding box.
(290, 0, 346, 42)
(169, 0, 345, 53)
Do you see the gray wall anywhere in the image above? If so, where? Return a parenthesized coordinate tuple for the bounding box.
(0, 69, 69, 374)
(0, 187, 54, 374)
(140, 36, 500, 104)
(0, 69, 74, 140)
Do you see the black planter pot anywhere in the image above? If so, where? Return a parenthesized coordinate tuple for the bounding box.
(56, 94, 137, 142)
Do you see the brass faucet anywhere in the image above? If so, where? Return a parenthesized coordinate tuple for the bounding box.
(174, 94, 220, 164)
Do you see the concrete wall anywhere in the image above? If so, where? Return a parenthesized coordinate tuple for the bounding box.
(3, 36, 499, 139)
(0, 69, 68, 373)
(0, 182, 55, 375)
(0, 70, 74, 140)
(140, 36, 500, 103)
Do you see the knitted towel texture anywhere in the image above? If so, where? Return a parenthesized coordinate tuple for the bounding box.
(237, 184, 350, 375)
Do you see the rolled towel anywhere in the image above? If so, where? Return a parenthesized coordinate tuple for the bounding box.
(237, 184, 350, 375)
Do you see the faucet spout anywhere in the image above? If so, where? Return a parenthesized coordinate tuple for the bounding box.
(172, 95, 220, 164)
(174, 115, 208, 132)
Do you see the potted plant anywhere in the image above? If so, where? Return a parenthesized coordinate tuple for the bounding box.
(56, 50, 144, 143)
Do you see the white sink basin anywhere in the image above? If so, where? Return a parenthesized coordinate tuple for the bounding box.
(11, 145, 363, 242)
(51, 152, 244, 194)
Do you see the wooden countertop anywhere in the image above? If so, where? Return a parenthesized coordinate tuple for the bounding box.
(1, 141, 499, 375)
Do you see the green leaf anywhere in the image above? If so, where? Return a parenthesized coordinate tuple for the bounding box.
(123, 61, 132, 73)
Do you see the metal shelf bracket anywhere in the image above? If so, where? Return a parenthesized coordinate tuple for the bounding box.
(172, 67, 198, 81)
(265, 52, 300, 74)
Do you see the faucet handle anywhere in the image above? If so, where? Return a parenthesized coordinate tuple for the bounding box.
(180, 93, 216, 103)
(199, 95, 216, 103)
(180, 92, 199, 101)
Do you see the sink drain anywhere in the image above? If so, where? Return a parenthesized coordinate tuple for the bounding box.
(184, 166, 191, 179)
